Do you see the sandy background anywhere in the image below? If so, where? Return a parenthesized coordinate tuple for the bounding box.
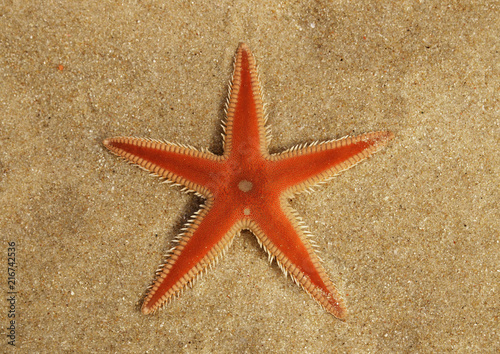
(1, 1, 498, 352)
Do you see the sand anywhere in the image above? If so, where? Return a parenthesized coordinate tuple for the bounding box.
(1, 1, 498, 352)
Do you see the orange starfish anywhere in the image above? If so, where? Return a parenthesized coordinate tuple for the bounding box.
(103, 43, 393, 319)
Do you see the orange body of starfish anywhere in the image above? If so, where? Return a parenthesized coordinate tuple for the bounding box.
(103, 43, 394, 319)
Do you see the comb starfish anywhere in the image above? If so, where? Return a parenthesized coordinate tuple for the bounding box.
(103, 43, 393, 319)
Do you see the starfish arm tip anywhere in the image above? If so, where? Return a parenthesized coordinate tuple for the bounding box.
(238, 42, 249, 51)
(102, 138, 113, 147)
(335, 303, 348, 320)
(141, 301, 158, 315)
(383, 130, 395, 141)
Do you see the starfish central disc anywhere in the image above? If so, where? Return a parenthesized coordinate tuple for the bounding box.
(238, 180, 253, 192)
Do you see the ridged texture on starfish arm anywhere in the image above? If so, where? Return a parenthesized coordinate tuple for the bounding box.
(103, 43, 394, 319)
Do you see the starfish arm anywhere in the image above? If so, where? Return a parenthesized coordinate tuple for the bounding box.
(248, 199, 347, 319)
(141, 197, 242, 314)
(103, 137, 221, 196)
(270, 131, 394, 195)
(224, 43, 268, 158)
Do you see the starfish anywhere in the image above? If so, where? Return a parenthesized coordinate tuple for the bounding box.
(103, 43, 394, 319)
